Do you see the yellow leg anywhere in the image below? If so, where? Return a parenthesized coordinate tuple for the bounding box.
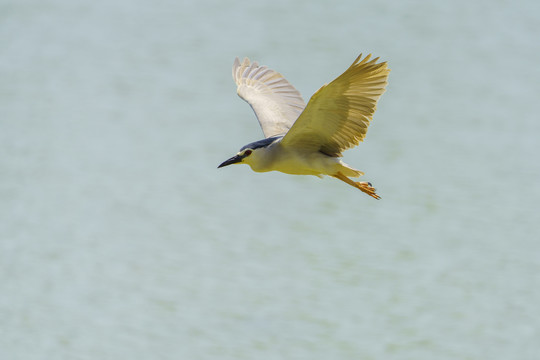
(333, 172, 381, 200)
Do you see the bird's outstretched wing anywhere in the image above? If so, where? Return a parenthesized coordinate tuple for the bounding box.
(233, 57, 306, 138)
(280, 54, 390, 157)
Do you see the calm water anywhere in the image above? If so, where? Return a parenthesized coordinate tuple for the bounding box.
(2, 0, 540, 359)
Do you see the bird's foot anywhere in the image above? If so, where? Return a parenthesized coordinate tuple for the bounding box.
(332, 172, 381, 199)
(356, 181, 381, 200)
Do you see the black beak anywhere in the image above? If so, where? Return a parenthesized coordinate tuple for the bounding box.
(218, 154, 243, 168)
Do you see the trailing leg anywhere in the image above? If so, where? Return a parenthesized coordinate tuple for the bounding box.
(332, 172, 381, 200)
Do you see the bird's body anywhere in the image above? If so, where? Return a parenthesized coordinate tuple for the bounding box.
(241, 136, 361, 178)
(219, 54, 390, 199)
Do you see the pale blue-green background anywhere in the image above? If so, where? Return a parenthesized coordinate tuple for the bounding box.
(2, 0, 540, 359)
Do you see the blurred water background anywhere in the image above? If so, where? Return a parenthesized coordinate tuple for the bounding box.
(2, 0, 540, 359)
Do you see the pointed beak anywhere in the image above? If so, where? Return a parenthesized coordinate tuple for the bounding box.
(218, 154, 243, 168)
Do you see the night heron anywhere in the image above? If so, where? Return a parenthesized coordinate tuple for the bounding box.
(218, 54, 390, 199)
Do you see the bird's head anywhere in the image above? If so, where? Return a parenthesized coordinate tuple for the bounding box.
(218, 136, 282, 170)
(217, 147, 255, 168)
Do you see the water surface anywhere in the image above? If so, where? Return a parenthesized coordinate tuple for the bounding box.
(2, 0, 540, 359)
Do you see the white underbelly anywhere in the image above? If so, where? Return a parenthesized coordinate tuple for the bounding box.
(269, 152, 340, 176)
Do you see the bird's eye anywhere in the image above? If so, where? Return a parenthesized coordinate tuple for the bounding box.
(244, 150, 252, 156)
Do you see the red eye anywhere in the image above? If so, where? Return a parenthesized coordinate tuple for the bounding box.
(244, 150, 252, 156)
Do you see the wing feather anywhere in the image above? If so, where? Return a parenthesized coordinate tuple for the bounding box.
(233, 57, 306, 138)
(281, 54, 390, 156)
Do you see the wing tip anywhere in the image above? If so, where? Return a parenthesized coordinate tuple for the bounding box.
(351, 53, 390, 70)
(232, 57, 241, 80)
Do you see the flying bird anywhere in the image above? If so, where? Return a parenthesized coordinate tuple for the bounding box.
(218, 54, 390, 199)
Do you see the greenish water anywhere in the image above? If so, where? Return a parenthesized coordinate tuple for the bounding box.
(2, 0, 540, 359)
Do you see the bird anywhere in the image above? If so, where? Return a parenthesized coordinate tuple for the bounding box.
(218, 54, 390, 199)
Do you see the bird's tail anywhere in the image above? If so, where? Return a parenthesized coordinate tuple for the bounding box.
(339, 162, 364, 178)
